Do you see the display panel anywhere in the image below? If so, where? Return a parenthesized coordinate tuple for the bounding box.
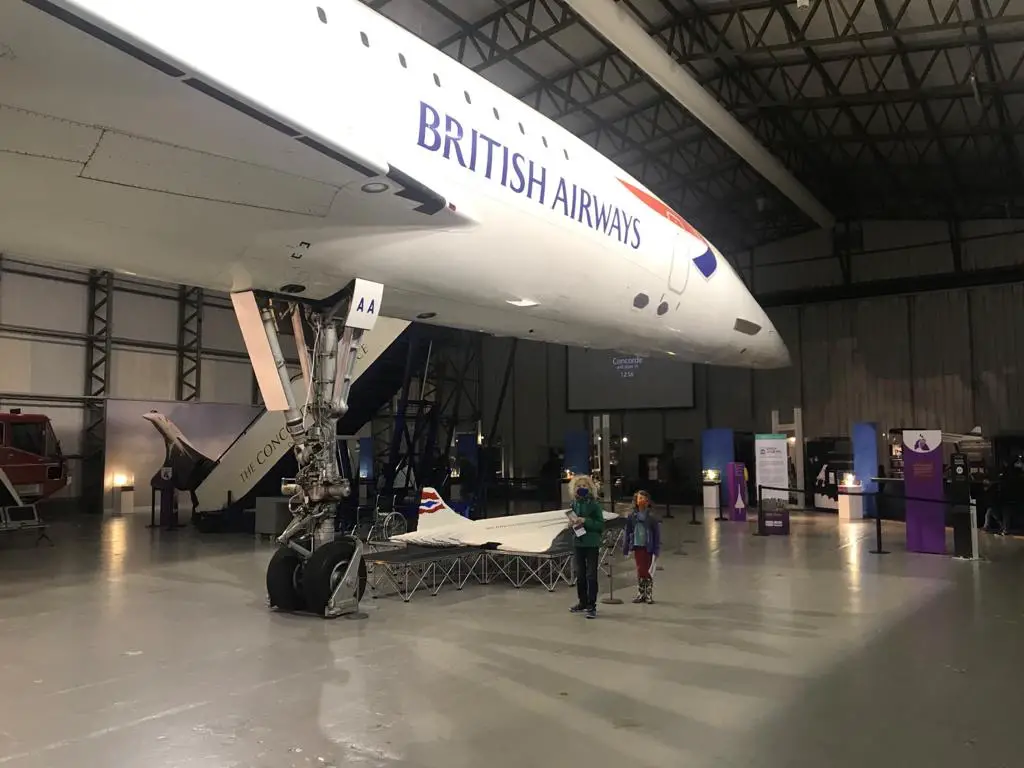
(566, 348, 694, 411)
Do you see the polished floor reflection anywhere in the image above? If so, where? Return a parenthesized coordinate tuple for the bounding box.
(0, 512, 1021, 767)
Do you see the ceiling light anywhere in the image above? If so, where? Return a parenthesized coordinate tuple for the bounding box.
(506, 298, 539, 308)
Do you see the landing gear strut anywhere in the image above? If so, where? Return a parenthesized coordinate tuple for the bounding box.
(234, 279, 382, 618)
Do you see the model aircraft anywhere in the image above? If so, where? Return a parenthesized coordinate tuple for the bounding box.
(1, 0, 789, 616)
(393, 487, 622, 554)
(141, 412, 218, 507)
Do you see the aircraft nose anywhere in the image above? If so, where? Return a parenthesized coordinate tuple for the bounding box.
(734, 303, 790, 369)
(762, 317, 791, 368)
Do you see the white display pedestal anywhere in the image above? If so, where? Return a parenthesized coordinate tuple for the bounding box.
(703, 484, 720, 513)
(119, 487, 135, 515)
(838, 488, 863, 520)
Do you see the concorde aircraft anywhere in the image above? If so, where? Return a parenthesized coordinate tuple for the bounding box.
(2, 0, 788, 369)
(0, 0, 789, 615)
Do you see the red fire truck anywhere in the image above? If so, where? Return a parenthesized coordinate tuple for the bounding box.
(0, 410, 69, 502)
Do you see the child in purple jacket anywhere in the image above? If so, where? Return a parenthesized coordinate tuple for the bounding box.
(622, 490, 661, 603)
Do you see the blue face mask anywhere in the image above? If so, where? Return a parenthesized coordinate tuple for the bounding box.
(576, 487, 589, 499)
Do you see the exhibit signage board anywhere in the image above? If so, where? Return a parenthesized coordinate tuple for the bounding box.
(902, 429, 945, 554)
(758, 501, 791, 536)
(755, 434, 789, 503)
(726, 462, 747, 521)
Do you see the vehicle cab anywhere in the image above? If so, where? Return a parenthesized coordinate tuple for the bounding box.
(0, 410, 69, 502)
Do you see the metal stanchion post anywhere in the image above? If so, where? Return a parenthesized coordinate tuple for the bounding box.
(689, 502, 702, 526)
(601, 550, 623, 605)
(869, 504, 889, 554)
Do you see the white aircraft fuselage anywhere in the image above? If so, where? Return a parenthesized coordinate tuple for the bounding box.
(0, 0, 789, 367)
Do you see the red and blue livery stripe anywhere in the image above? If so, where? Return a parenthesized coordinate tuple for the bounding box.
(617, 179, 718, 279)
(419, 489, 444, 514)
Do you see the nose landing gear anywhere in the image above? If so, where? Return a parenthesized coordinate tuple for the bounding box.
(235, 279, 382, 619)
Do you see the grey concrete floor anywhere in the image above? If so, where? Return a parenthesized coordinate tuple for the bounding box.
(0, 512, 1022, 768)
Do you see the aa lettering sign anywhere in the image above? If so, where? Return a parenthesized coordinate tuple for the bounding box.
(346, 279, 384, 331)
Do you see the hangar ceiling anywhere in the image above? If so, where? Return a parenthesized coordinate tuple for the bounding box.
(362, 0, 1024, 254)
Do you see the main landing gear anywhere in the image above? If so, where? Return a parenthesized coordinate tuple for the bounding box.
(234, 279, 382, 618)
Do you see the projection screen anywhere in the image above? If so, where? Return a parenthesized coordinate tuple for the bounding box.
(566, 348, 695, 411)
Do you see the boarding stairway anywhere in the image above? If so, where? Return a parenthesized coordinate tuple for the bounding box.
(191, 316, 436, 532)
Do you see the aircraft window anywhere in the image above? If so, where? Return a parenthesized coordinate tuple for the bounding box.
(464, 91, 472, 104)
(519, 122, 525, 134)
(542, 136, 549, 148)
(316, 6, 327, 23)
(493, 107, 500, 120)
(399, 53, 407, 68)
(563, 148, 569, 160)
(360, 31, 369, 47)
(433, 73, 441, 87)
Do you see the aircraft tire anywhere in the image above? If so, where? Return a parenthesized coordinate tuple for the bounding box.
(302, 537, 367, 617)
(266, 546, 307, 612)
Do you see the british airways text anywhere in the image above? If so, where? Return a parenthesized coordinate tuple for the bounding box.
(417, 102, 642, 250)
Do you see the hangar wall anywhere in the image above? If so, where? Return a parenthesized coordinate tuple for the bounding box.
(482, 219, 1024, 480)
(0, 255, 258, 498)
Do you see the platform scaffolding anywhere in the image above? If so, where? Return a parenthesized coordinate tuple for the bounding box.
(365, 524, 625, 602)
(358, 329, 481, 536)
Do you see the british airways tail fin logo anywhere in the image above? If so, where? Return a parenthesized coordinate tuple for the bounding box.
(419, 488, 444, 514)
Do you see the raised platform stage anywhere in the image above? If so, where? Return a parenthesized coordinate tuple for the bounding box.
(365, 529, 624, 602)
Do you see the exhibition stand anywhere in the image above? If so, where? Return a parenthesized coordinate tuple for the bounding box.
(725, 462, 747, 521)
(837, 474, 863, 521)
(950, 452, 980, 560)
(702, 429, 733, 521)
(702, 468, 721, 519)
(851, 421, 880, 517)
(903, 430, 946, 554)
(754, 485, 791, 536)
(771, 408, 805, 507)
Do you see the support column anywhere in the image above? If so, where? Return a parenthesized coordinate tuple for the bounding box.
(175, 286, 204, 402)
(82, 270, 113, 514)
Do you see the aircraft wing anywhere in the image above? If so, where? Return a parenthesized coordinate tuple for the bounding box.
(18, 0, 475, 234)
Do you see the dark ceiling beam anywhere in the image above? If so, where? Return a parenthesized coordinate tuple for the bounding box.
(515, 9, 1024, 115)
(768, 0, 905, 217)
(745, 77, 1024, 109)
(873, 0, 959, 209)
(669, 13, 1024, 64)
(568, 24, 1024, 153)
(434, 0, 577, 75)
(758, 262, 1024, 308)
(969, 0, 1024, 188)
(654, 0, 829, 187)
(753, 124, 1015, 145)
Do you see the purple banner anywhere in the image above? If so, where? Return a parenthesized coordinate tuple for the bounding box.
(903, 430, 945, 554)
(726, 462, 748, 521)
